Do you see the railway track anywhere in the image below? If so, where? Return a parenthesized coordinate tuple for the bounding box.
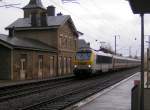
(16, 68, 139, 110)
(0, 68, 139, 110)
(0, 76, 75, 102)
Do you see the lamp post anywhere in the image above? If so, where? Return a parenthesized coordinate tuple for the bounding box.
(114, 35, 120, 55)
(128, 0, 150, 110)
(140, 13, 144, 110)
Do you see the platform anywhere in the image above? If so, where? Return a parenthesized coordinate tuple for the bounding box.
(67, 72, 140, 110)
(0, 74, 73, 88)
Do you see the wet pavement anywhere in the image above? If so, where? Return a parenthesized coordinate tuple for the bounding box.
(78, 73, 140, 110)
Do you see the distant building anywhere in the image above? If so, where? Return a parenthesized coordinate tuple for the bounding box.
(0, 0, 78, 80)
(78, 39, 90, 49)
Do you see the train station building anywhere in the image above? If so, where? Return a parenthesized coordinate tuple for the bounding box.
(0, 0, 79, 80)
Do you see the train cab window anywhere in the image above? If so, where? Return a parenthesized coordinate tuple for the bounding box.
(76, 50, 91, 60)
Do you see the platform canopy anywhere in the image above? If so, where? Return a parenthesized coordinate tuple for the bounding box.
(129, 0, 150, 14)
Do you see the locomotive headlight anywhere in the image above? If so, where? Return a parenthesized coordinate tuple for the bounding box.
(74, 65, 77, 68)
(88, 65, 91, 68)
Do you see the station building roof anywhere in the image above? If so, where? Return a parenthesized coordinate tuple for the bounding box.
(0, 34, 57, 52)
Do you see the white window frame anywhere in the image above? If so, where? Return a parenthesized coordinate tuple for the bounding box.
(20, 58, 26, 80)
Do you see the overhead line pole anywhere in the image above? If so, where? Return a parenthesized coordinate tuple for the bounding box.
(114, 35, 120, 55)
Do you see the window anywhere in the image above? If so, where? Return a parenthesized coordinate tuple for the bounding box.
(38, 55, 43, 78)
(21, 59, 26, 71)
(74, 38, 77, 49)
(67, 57, 71, 73)
(58, 56, 62, 75)
(59, 34, 63, 48)
(63, 57, 66, 74)
(76, 52, 91, 60)
(62, 37, 65, 48)
(20, 54, 27, 80)
(65, 36, 67, 48)
(59, 37, 62, 47)
(50, 56, 54, 76)
(68, 37, 70, 49)
(68, 37, 72, 49)
(96, 55, 112, 64)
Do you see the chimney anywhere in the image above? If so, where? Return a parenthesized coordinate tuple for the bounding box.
(47, 5, 55, 16)
(40, 12, 47, 26)
(9, 27, 15, 37)
(31, 12, 38, 27)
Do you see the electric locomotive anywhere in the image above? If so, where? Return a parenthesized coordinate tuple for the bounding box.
(73, 48, 113, 76)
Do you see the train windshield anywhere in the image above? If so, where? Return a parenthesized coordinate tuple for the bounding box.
(76, 51, 91, 60)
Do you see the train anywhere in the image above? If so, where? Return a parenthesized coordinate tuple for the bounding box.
(73, 48, 140, 77)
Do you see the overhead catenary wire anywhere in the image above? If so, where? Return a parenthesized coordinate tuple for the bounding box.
(59, 0, 136, 49)
(0, 0, 21, 9)
(0, 0, 139, 56)
(50, 0, 115, 41)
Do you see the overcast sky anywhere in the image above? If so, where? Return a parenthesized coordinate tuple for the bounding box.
(0, 0, 150, 56)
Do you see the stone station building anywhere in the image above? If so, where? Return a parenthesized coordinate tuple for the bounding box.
(0, 0, 78, 80)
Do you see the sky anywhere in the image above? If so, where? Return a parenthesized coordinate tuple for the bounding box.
(0, 0, 150, 57)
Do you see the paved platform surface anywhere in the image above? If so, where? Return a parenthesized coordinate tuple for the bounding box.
(77, 73, 140, 110)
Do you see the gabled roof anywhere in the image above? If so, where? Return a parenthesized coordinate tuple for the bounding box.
(5, 15, 78, 37)
(0, 34, 57, 52)
(23, 0, 45, 10)
(6, 15, 70, 29)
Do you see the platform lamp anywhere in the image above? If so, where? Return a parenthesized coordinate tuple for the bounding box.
(128, 0, 150, 110)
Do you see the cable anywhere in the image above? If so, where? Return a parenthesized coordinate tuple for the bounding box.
(50, 0, 110, 40)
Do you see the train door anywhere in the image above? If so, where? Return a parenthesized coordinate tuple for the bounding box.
(112, 57, 116, 70)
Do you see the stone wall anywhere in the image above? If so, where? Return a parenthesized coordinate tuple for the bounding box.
(12, 49, 57, 80)
(15, 29, 57, 48)
(11, 19, 78, 80)
(57, 22, 77, 74)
